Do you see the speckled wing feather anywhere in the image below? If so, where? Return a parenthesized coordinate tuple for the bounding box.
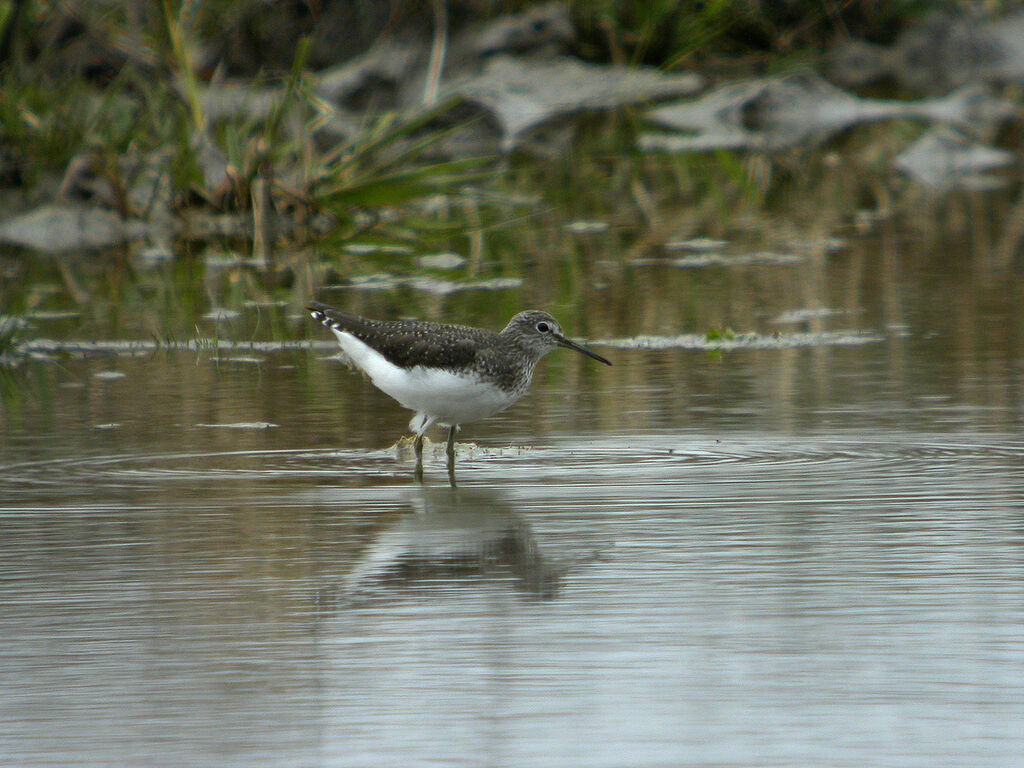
(307, 301, 497, 371)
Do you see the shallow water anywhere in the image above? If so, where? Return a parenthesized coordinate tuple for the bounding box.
(3, 215, 1024, 766)
(3, 303, 1024, 766)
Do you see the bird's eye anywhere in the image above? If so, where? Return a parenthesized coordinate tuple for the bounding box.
(536, 322, 550, 333)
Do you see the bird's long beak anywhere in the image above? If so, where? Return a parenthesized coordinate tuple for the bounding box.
(554, 333, 612, 365)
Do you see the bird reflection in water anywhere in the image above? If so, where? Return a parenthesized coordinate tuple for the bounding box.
(330, 485, 568, 602)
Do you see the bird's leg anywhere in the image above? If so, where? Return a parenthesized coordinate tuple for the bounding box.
(413, 433, 425, 482)
(446, 424, 457, 461)
(445, 424, 457, 487)
(444, 428, 456, 487)
(409, 413, 434, 482)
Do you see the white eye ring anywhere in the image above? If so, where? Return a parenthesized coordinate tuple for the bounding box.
(536, 322, 550, 333)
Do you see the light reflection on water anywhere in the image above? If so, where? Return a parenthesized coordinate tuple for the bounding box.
(4, 117, 1024, 765)
(2, 428, 1023, 767)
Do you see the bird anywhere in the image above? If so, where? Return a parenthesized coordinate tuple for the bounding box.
(307, 300, 611, 476)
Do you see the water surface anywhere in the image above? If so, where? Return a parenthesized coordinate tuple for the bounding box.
(3, 310, 1023, 766)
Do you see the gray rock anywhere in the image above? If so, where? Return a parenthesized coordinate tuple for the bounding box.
(894, 128, 1016, 188)
(0, 203, 147, 252)
(640, 72, 1015, 152)
(832, 11, 1024, 90)
(449, 55, 702, 151)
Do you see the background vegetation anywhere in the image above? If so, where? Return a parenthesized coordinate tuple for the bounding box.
(0, 1, 1020, 344)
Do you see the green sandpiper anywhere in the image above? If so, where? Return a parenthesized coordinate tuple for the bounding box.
(307, 301, 611, 476)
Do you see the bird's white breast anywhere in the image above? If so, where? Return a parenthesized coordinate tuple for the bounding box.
(330, 329, 522, 424)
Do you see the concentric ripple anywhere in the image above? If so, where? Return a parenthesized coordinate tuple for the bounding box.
(2, 432, 1021, 500)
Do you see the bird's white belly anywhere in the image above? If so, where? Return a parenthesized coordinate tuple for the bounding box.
(330, 330, 521, 424)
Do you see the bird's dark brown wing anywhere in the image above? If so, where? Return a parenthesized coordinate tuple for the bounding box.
(307, 301, 497, 370)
